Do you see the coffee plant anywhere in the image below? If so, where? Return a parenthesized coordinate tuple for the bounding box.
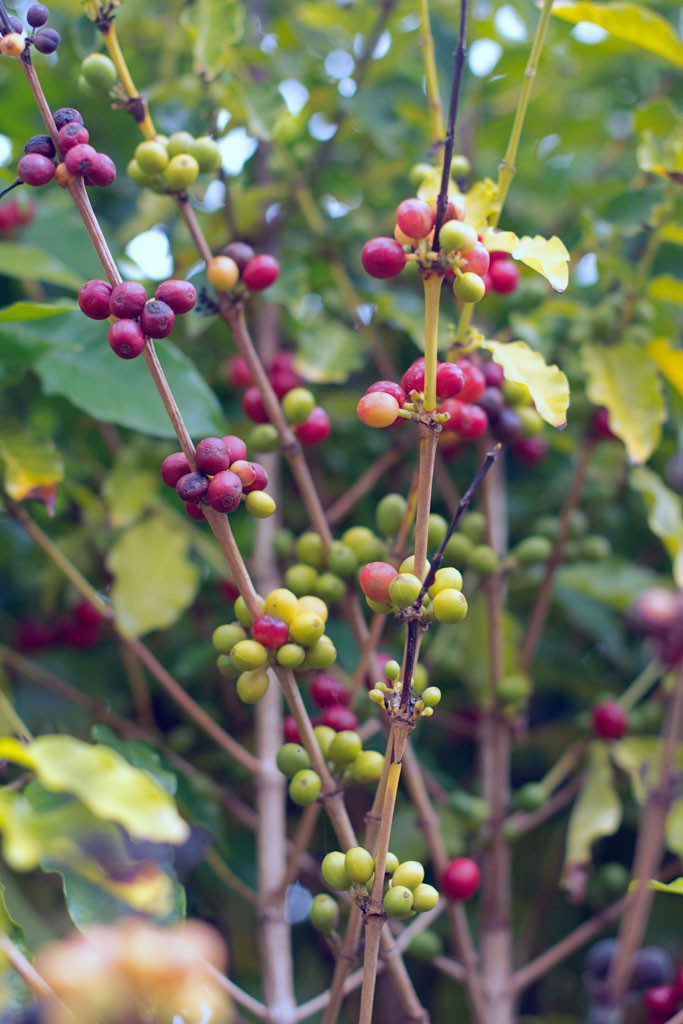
(0, 0, 681, 1023)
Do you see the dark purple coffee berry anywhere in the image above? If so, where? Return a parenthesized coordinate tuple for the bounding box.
(490, 407, 523, 445)
(176, 472, 210, 503)
(476, 387, 505, 419)
(26, 4, 49, 27)
(17, 153, 55, 187)
(24, 134, 55, 158)
(207, 470, 243, 513)
(64, 143, 99, 177)
(53, 107, 83, 131)
(109, 281, 147, 319)
(195, 437, 231, 476)
(140, 299, 174, 339)
(57, 122, 89, 153)
(1, 15, 23, 34)
(78, 279, 113, 320)
(85, 152, 116, 187)
(33, 26, 59, 52)
(222, 241, 255, 271)
(108, 319, 146, 360)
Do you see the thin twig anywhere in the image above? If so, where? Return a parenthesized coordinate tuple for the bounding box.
(433, 0, 469, 245)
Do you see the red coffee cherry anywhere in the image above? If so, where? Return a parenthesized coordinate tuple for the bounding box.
(442, 858, 480, 901)
(311, 674, 350, 709)
(242, 254, 280, 291)
(185, 501, 205, 522)
(57, 122, 89, 153)
(396, 198, 434, 239)
(456, 360, 486, 403)
(401, 358, 426, 395)
(207, 470, 243, 513)
(109, 281, 147, 319)
(592, 701, 628, 740)
(321, 705, 359, 732)
(222, 435, 248, 463)
(17, 153, 55, 187)
(108, 319, 146, 359)
(366, 380, 407, 406)
(195, 437, 231, 475)
(513, 437, 548, 465)
(643, 986, 677, 1020)
(230, 461, 257, 488)
(361, 238, 406, 279)
(86, 153, 116, 187)
(590, 407, 615, 440)
(176, 472, 210, 503)
(359, 561, 398, 604)
(441, 400, 488, 439)
(64, 143, 99, 177)
(436, 362, 465, 399)
(252, 615, 289, 649)
(295, 406, 330, 445)
(161, 452, 192, 487)
(140, 299, 175, 339)
(461, 241, 490, 278)
(155, 278, 197, 314)
(283, 716, 301, 743)
(78, 279, 113, 320)
(489, 258, 519, 294)
(242, 387, 269, 424)
(242, 462, 268, 493)
(272, 369, 301, 398)
(227, 355, 253, 389)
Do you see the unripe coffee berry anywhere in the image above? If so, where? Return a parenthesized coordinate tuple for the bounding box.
(439, 220, 477, 252)
(389, 573, 422, 609)
(313, 725, 336, 757)
(245, 491, 276, 518)
(212, 622, 246, 654)
(109, 281, 147, 319)
(433, 588, 468, 623)
(309, 893, 339, 933)
(276, 743, 310, 778)
(352, 750, 384, 784)
(289, 611, 325, 647)
(207, 255, 239, 291)
(165, 153, 199, 190)
(393, 860, 424, 890)
(108, 318, 146, 359)
(282, 387, 315, 425)
(242, 254, 280, 291)
(461, 241, 490, 277)
(412, 883, 439, 912)
(328, 729, 362, 765)
(140, 299, 174, 339)
(207, 470, 243, 513)
(428, 567, 463, 597)
(78, 279, 113, 320)
(236, 669, 269, 704)
(345, 847, 375, 884)
(454, 272, 486, 303)
(230, 639, 268, 671)
(276, 643, 306, 668)
(357, 392, 399, 428)
(322, 851, 350, 891)
(80, 53, 118, 93)
(190, 135, 221, 172)
(384, 886, 414, 918)
(289, 769, 321, 806)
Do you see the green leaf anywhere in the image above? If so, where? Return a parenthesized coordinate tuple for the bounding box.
(0, 423, 63, 502)
(0, 735, 189, 845)
(550, 2, 683, 69)
(666, 798, 683, 859)
(612, 737, 683, 803)
(630, 467, 683, 586)
(106, 514, 200, 637)
(103, 452, 159, 528)
(55, 862, 184, 928)
(563, 743, 621, 879)
(648, 275, 683, 306)
(35, 314, 225, 439)
(582, 341, 665, 464)
(649, 877, 683, 895)
(182, 0, 245, 79)
(556, 560, 665, 611)
(0, 244, 82, 291)
(479, 339, 570, 428)
(0, 300, 77, 321)
(0, 328, 51, 387)
(295, 319, 366, 383)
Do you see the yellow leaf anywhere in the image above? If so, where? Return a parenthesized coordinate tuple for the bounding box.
(106, 514, 200, 637)
(648, 275, 683, 305)
(416, 169, 443, 204)
(481, 228, 518, 254)
(659, 224, 683, 246)
(463, 178, 498, 231)
(563, 744, 621, 880)
(648, 338, 683, 395)
(649, 877, 683, 896)
(550, 2, 683, 69)
(0, 426, 63, 502)
(480, 339, 570, 428)
(511, 235, 570, 292)
(582, 341, 665, 464)
(631, 467, 683, 586)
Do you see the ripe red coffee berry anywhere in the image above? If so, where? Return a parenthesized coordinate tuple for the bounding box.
(361, 237, 406, 279)
(17, 153, 55, 187)
(195, 437, 231, 475)
(140, 299, 175, 339)
(222, 435, 248, 463)
(396, 198, 434, 239)
(161, 452, 192, 487)
(64, 144, 99, 178)
(456, 360, 486, 403)
(86, 153, 116, 188)
(283, 716, 301, 743)
(252, 615, 289, 649)
(176, 472, 210, 503)
(367, 380, 407, 406)
(359, 561, 398, 604)
(436, 362, 465, 399)
(78, 279, 113, 320)
(108, 319, 146, 359)
(643, 986, 677, 1020)
(272, 369, 301, 398)
(185, 501, 205, 522)
(489, 258, 519, 295)
(270, 351, 295, 374)
(513, 437, 548, 465)
(242, 254, 280, 291)
(155, 279, 197, 314)
(592, 701, 628, 740)
(242, 387, 269, 424)
(57, 123, 89, 153)
(442, 858, 480, 901)
(321, 705, 359, 732)
(442, 400, 488, 439)
(207, 470, 243, 513)
(242, 462, 268, 493)
(109, 281, 147, 319)
(223, 240, 255, 270)
(227, 356, 252, 389)
(401, 358, 426, 395)
(590, 407, 615, 440)
(311, 674, 349, 708)
(295, 406, 330, 445)
(53, 108, 83, 130)
(461, 241, 490, 278)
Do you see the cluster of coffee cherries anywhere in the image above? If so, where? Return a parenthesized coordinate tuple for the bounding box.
(321, 849, 439, 920)
(357, 358, 465, 429)
(0, 195, 33, 236)
(79, 276, 196, 359)
(35, 918, 229, 1024)
(629, 586, 683, 667)
(360, 558, 468, 625)
(162, 434, 275, 524)
(527, 509, 612, 564)
(15, 108, 115, 193)
(277, 724, 383, 806)
(273, 529, 361, 607)
(15, 600, 103, 653)
(212, 587, 336, 703)
(0, 4, 60, 59)
(367, 655, 442, 721)
(207, 240, 280, 296)
(127, 132, 221, 193)
(583, 939, 683, 1024)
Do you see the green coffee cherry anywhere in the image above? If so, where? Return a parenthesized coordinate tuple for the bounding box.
(276, 643, 306, 668)
(329, 730, 362, 766)
(383, 885, 414, 918)
(345, 847, 374, 884)
(384, 852, 399, 875)
(427, 514, 448, 548)
(295, 532, 326, 569)
(513, 536, 552, 565)
(518, 407, 543, 437)
(315, 572, 346, 604)
(276, 743, 311, 778)
(408, 162, 433, 187)
(322, 851, 350, 890)
(451, 790, 490, 827)
(512, 782, 547, 812)
(389, 572, 422, 609)
(440, 220, 476, 252)
(80, 52, 118, 93)
(399, 555, 430, 577)
(412, 663, 428, 695)
(273, 528, 295, 558)
(468, 545, 499, 576)
(433, 588, 468, 623)
(309, 893, 339, 933)
(580, 535, 611, 561)
(421, 686, 442, 707)
(289, 611, 325, 646)
(246, 491, 276, 519)
(289, 769, 321, 806)
(412, 883, 439, 912)
(392, 861, 424, 890)
(454, 272, 485, 303)
(165, 153, 200, 190)
(285, 563, 319, 596)
(342, 526, 384, 563)
(384, 660, 401, 681)
(77, 75, 97, 99)
(234, 595, 258, 628)
(376, 493, 408, 536)
(282, 387, 315, 426)
(216, 654, 236, 678)
(501, 380, 528, 406)
(450, 154, 471, 177)
(135, 140, 169, 174)
(408, 929, 444, 961)
(249, 424, 280, 453)
(366, 597, 393, 615)
(212, 622, 246, 654)
(236, 669, 270, 703)
(567, 509, 589, 537)
(428, 566, 463, 597)
(190, 135, 221, 173)
(327, 541, 357, 578)
(497, 673, 530, 705)
(352, 750, 384, 784)
(313, 725, 336, 758)
(167, 131, 196, 157)
(127, 159, 158, 188)
(443, 533, 473, 566)
(301, 636, 337, 670)
(461, 511, 486, 543)
(230, 639, 268, 671)
(533, 515, 560, 541)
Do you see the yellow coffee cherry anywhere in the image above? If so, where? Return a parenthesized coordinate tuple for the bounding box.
(1, 33, 26, 57)
(297, 595, 328, 622)
(264, 588, 299, 624)
(207, 255, 239, 291)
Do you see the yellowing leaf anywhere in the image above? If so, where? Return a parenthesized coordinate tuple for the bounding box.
(551, 2, 683, 69)
(666, 798, 683, 859)
(480, 339, 570, 428)
(649, 877, 683, 895)
(107, 514, 200, 637)
(631, 467, 683, 585)
(481, 228, 518, 255)
(416, 169, 443, 204)
(103, 453, 158, 528)
(659, 224, 683, 246)
(463, 178, 498, 231)
(511, 235, 570, 292)
(612, 737, 683, 802)
(582, 341, 665, 464)
(563, 744, 621, 879)
(0, 735, 189, 845)
(648, 275, 683, 306)
(0, 426, 63, 502)
(648, 339, 683, 396)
